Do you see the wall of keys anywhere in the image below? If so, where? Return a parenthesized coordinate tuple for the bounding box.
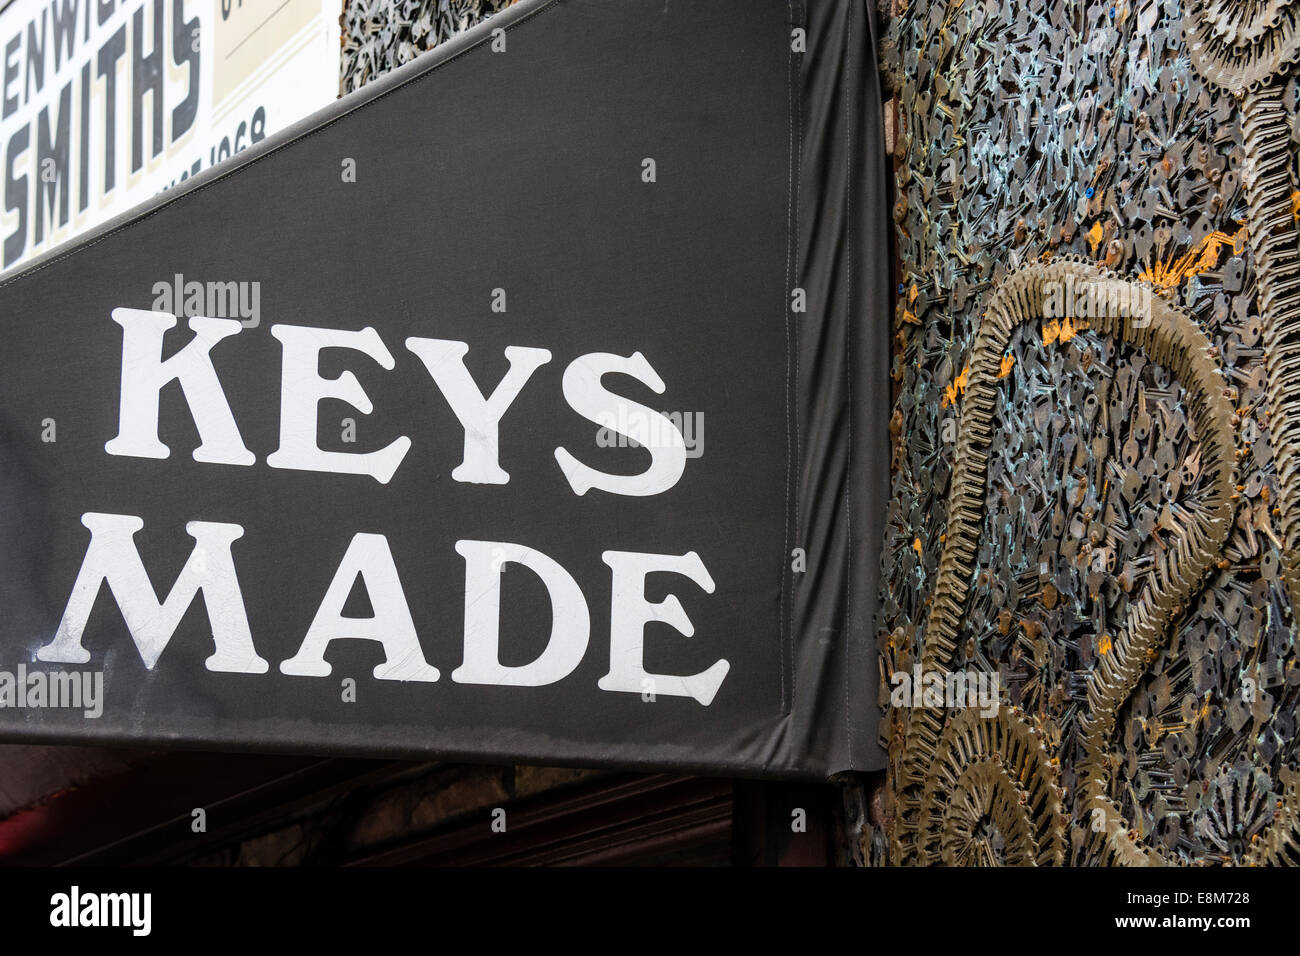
(878, 0, 1300, 864)
(341, 0, 515, 94)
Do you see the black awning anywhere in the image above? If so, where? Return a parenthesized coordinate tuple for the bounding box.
(0, 0, 890, 778)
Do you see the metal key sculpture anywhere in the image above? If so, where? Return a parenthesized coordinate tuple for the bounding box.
(882, 0, 1300, 865)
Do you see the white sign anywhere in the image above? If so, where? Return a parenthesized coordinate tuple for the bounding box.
(0, 0, 341, 271)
